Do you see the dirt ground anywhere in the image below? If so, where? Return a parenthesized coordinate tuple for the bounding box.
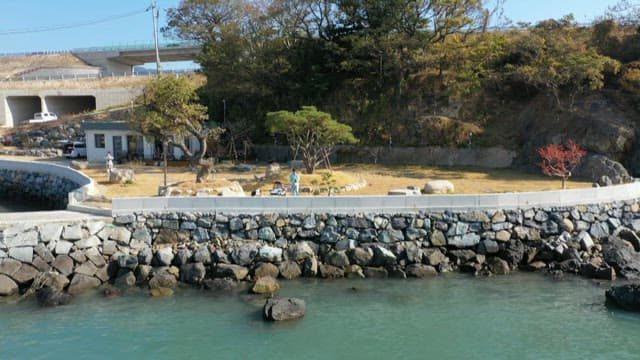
(0, 154, 593, 208)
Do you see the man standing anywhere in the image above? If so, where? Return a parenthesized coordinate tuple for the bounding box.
(289, 168, 300, 196)
(105, 151, 114, 175)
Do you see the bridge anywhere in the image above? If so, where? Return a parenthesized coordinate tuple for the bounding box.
(0, 42, 200, 128)
(71, 42, 201, 75)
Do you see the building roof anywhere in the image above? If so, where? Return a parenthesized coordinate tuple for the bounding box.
(82, 121, 134, 131)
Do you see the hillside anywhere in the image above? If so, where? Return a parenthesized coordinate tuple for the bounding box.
(0, 53, 93, 79)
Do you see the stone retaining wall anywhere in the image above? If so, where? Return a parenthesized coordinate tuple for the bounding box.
(2, 201, 640, 298)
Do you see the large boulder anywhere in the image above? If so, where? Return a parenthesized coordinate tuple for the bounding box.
(180, 262, 207, 284)
(574, 154, 632, 184)
(68, 274, 101, 295)
(109, 168, 135, 184)
(606, 284, 640, 311)
(602, 238, 640, 279)
(278, 261, 302, 280)
(212, 263, 249, 281)
(263, 297, 306, 321)
(423, 180, 454, 194)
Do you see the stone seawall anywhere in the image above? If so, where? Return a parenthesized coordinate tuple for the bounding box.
(0, 169, 79, 209)
(3, 201, 640, 299)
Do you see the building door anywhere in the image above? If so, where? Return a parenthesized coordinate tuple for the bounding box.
(112, 136, 123, 162)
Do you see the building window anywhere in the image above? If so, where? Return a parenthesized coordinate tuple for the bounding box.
(95, 134, 105, 148)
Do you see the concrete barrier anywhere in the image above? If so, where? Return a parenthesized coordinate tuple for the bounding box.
(0, 159, 96, 208)
(112, 181, 640, 215)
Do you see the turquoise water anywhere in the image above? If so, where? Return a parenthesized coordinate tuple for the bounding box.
(1, 273, 639, 360)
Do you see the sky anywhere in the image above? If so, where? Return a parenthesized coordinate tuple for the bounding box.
(0, 0, 625, 68)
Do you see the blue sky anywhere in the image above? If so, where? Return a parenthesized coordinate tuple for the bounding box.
(0, 0, 623, 67)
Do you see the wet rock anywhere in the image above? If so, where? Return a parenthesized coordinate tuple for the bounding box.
(602, 238, 640, 279)
(148, 272, 178, 289)
(36, 286, 72, 306)
(318, 264, 344, 278)
(68, 274, 101, 295)
(347, 248, 373, 267)
(406, 264, 437, 278)
(302, 257, 318, 277)
(278, 261, 302, 280)
(149, 287, 174, 297)
(252, 276, 280, 294)
(203, 277, 238, 292)
(487, 257, 510, 275)
(326, 250, 350, 268)
(115, 271, 136, 287)
(180, 262, 206, 284)
(263, 297, 305, 321)
(363, 267, 388, 278)
(213, 263, 249, 281)
(606, 284, 640, 311)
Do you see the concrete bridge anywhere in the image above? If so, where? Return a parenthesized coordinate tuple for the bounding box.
(72, 42, 201, 75)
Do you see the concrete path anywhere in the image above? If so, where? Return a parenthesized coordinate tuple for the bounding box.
(0, 210, 111, 227)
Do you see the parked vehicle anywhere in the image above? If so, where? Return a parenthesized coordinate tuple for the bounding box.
(63, 141, 86, 158)
(28, 112, 58, 124)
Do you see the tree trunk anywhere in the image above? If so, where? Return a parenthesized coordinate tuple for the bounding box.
(561, 176, 567, 189)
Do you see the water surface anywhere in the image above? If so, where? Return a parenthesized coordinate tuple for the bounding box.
(0, 273, 638, 360)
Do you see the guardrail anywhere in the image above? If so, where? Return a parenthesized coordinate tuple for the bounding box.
(1, 69, 197, 82)
(112, 181, 640, 215)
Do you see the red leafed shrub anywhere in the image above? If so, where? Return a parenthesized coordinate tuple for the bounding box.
(537, 140, 587, 189)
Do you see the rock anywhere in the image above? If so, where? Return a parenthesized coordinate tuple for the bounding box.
(348, 248, 373, 267)
(525, 261, 547, 271)
(103, 287, 123, 298)
(253, 262, 280, 279)
(477, 240, 500, 255)
(40, 272, 70, 291)
(574, 154, 632, 184)
(344, 264, 365, 278)
(68, 274, 101, 295)
(231, 244, 258, 266)
(318, 264, 344, 278)
(577, 231, 594, 251)
(213, 263, 249, 281)
(263, 297, 306, 321)
(363, 267, 388, 278)
(5, 230, 39, 248)
(173, 248, 192, 266)
(371, 246, 397, 267)
(448, 233, 481, 248)
(257, 246, 282, 263)
(110, 227, 132, 246)
(406, 264, 438, 278)
(180, 262, 206, 284)
(602, 238, 640, 279)
(74, 261, 99, 277)
(117, 254, 138, 270)
(498, 239, 525, 266)
(0, 274, 18, 296)
(252, 276, 280, 294)
(10, 246, 34, 267)
(424, 248, 448, 267)
(36, 286, 72, 306)
(605, 284, 640, 311)
(613, 227, 640, 252)
(109, 167, 135, 184)
(150, 287, 174, 297)
(39, 224, 63, 243)
(148, 272, 178, 289)
(258, 227, 276, 242)
(487, 257, 510, 275)
(75, 236, 101, 249)
(278, 261, 302, 280)
(302, 256, 318, 277)
(62, 224, 83, 241)
(115, 271, 136, 287)
(288, 241, 315, 261)
(155, 247, 174, 266)
(54, 240, 72, 256)
(193, 247, 212, 265)
(423, 180, 455, 194)
(34, 244, 55, 263)
(326, 250, 350, 268)
(138, 247, 154, 265)
(135, 265, 153, 283)
(52, 255, 74, 276)
(203, 278, 238, 292)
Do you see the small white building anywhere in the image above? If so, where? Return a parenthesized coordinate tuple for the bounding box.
(82, 121, 200, 164)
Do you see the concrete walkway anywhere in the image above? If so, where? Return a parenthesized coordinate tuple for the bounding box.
(0, 210, 111, 227)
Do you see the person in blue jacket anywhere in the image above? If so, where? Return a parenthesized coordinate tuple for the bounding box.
(289, 168, 301, 196)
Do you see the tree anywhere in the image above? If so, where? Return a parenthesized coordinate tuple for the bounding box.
(537, 140, 587, 189)
(130, 75, 224, 183)
(265, 106, 358, 173)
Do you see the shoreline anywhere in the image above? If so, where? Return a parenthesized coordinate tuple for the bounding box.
(2, 201, 640, 304)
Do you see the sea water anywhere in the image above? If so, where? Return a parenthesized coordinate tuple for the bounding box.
(1, 273, 639, 360)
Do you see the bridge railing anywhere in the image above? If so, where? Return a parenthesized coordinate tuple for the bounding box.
(0, 69, 198, 82)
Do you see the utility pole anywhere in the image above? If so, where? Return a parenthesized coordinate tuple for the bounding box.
(151, 0, 162, 76)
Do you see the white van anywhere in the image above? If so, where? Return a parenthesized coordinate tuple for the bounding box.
(29, 112, 58, 124)
(63, 141, 87, 158)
